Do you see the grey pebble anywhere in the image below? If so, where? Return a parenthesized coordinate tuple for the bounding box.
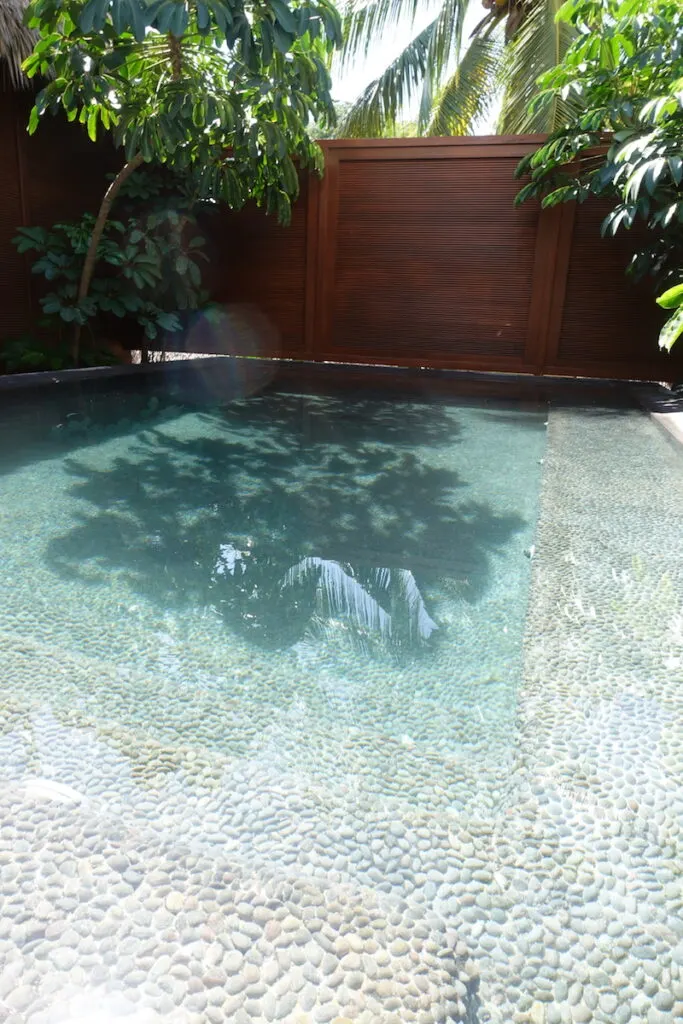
(224, 950, 244, 974)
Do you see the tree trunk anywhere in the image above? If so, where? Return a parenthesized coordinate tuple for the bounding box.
(168, 34, 182, 79)
(72, 151, 145, 365)
(72, 34, 183, 366)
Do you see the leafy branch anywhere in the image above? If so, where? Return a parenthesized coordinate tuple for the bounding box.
(515, 0, 683, 352)
(22, 0, 342, 362)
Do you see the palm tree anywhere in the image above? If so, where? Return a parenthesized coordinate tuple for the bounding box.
(338, 0, 576, 137)
(0, 0, 35, 89)
(211, 546, 438, 652)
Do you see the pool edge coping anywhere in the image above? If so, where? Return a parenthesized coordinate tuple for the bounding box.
(3, 360, 682, 441)
(634, 384, 683, 447)
(0, 356, 661, 397)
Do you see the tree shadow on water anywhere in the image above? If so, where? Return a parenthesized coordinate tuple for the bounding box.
(46, 393, 529, 656)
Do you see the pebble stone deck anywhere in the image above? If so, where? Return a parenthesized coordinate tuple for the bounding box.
(0, 394, 681, 1024)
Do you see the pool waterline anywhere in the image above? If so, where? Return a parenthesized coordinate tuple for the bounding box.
(0, 372, 681, 1024)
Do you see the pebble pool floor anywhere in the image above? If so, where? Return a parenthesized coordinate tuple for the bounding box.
(0, 380, 681, 1024)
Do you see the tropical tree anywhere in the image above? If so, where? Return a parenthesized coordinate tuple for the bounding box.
(0, 0, 35, 87)
(516, 0, 683, 351)
(337, 0, 577, 137)
(23, 0, 342, 361)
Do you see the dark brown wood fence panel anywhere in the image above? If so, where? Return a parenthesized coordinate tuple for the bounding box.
(321, 151, 540, 369)
(0, 86, 119, 357)
(549, 200, 683, 378)
(16, 102, 116, 228)
(198, 178, 309, 359)
(1, 120, 681, 380)
(0, 91, 31, 338)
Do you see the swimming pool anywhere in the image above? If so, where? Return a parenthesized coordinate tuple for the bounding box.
(0, 364, 681, 1024)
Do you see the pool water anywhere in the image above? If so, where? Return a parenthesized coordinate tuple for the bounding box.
(0, 374, 681, 1024)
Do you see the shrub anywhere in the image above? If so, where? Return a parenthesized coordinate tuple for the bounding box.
(516, 0, 683, 351)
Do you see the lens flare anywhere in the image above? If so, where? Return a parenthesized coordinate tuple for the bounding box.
(164, 302, 281, 400)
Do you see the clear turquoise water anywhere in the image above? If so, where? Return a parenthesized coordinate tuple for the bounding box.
(0, 388, 546, 802)
(0, 376, 681, 1024)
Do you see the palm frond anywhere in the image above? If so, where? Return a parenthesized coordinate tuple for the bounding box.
(376, 568, 438, 640)
(284, 558, 392, 638)
(497, 0, 577, 134)
(427, 28, 504, 136)
(338, 17, 438, 137)
(339, 0, 438, 71)
(417, 0, 468, 132)
(417, 73, 434, 133)
(283, 559, 438, 646)
(0, 0, 36, 89)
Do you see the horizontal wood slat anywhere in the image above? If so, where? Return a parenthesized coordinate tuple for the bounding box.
(556, 200, 683, 376)
(327, 156, 539, 365)
(0, 87, 120, 358)
(202, 178, 309, 359)
(0, 94, 30, 338)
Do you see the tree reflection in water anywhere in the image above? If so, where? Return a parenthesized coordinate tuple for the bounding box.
(212, 547, 438, 657)
(47, 392, 529, 660)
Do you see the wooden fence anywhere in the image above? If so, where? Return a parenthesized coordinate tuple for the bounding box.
(211, 137, 683, 380)
(0, 88, 116, 343)
(2, 88, 682, 381)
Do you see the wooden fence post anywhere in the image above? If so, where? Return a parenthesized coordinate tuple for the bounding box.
(306, 143, 340, 357)
(524, 201, 576, 374)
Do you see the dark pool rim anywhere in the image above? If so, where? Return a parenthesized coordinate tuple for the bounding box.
(0, 356, 674, 408)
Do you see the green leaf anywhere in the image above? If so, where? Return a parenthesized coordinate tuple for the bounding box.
(128, 0, 149, 42)
(260, 18, 274, 64)
(296, 7, 310, 35)
(153, 0, 176, 33)
(658, 306, 683, 352)
(168, 1, 189, 36)
(271, 0, 297, 34)
(656, 283, 683, 310)
(669, 156, 683, 187)
(42, 295, 63, 314)
(79, 0, 110, 33)
(110, 0, 129, 35)
(157, 311, 182, 331)
(14, 227, 48, 252)
(207, 0, 233, 33)
(196, 1, 210, 32)
(121, 293, 144, 312)
(643, 158, 668, 195)
(272, 22, 294, 54)
(427, 34, 503, 137)
(87, 108, 98, 142)
(279, 155, 298, 196)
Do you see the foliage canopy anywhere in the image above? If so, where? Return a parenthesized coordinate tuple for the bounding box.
(25, 0, 342, 220)
(14, 168, 212, 343)
(336, 0, 577, 138)
(17, 0, 342, 364)
(516, 0, 683, 351)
